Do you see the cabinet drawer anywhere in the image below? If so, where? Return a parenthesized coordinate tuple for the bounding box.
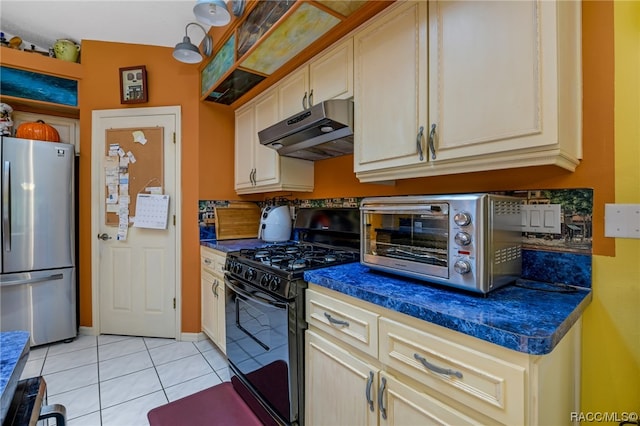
(306, 289, 379, 358)
(379, 318, 525, 425)
(200, 247, 226, 276)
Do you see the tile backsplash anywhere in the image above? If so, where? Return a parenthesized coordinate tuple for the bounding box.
(199, 189, 593, 288)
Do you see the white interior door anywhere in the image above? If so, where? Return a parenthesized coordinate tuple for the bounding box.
(91, 106, 180, 338)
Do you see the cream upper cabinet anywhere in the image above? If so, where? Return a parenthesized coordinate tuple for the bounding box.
(354, 0, 581, 183)
(305, 285, 581, 426)
(279, 38, 354, 119)
(353, 1, 428, 175)
(12, 111, 80, 154)
(234, 89, 314, 194)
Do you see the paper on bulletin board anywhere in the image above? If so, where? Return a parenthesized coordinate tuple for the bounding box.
(133, 194, 170, 229)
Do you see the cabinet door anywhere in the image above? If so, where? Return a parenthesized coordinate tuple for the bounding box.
(278, 67, 308, 119)
(354, 1, 428, 173)
(234, 104, 256, 190)
(12, 112, 80, 154)
(214, 280, 226, 354)
(305, 331, 378, 426)
(428, 0, 559, 161)
(201, 269, 218, 342)
(309, 38, 354, 105)
(253, 89, 280, 186)
(382, 374, 478, 426)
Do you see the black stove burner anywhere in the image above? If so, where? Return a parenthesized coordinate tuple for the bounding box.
(235, 242, 358, 273)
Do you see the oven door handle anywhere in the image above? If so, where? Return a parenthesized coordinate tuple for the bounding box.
(224, 275, 288, 310)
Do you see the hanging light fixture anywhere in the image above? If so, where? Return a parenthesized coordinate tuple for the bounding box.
(173, 22, 213, 64)
(193, 0, 231, 27)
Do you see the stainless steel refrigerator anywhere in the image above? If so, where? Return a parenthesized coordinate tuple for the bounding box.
(1, 136, 76, 346)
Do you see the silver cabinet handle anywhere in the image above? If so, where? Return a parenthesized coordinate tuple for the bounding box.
(416, 126, 424, 161)
(365, 371, 374, 412)
(204, 258, 212, 265)
(378, 376, 387, 420)
(1, 273, 64, 287)
(428, 123, 437, 160)
(308, 89, 314, 108)
(414, 353, 463, 378)
(324, 312, 349, 327)
(302, 91, 308, 110)
(2, 161, 10, 252)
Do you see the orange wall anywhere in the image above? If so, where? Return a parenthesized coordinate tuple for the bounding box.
(78, 40, 205, 332)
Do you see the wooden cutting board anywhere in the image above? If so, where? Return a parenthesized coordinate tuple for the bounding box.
(214, 202, 261, 240)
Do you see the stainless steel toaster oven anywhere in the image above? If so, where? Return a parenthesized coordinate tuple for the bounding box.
(360, 194, 523, 294)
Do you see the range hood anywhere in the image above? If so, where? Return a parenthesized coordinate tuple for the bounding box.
(258, 99, 354, 161)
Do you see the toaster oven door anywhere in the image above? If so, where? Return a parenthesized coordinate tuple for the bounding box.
(361, 204, 450, 279)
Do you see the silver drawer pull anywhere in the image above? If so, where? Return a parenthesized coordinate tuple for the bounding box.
(365, 371, 374, 412)
(378, 376, 387, 420)
(414, 353, 463, 379)
(324, 312, 349, 327)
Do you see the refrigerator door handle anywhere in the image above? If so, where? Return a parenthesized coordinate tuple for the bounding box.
(1, 273, 64, 287)
(2, 160, 10, 252)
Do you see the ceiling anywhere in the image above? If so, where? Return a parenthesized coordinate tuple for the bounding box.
(0, 1, 209, 53)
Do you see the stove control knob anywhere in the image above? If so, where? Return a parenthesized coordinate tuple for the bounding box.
(233, 263, 243, 275)
(260, 274, 270, 287)
(454, 232, 472, 246)
(269, 276, 281, 292)
(454, 212, 472, 227)
(244, 268, 256, 281)
(454, 260, 472, 275)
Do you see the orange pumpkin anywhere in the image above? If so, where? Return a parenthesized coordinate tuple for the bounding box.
(16, 120, 60, 142)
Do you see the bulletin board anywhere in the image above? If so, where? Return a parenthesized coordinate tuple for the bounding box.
(105, 127, 164, 226)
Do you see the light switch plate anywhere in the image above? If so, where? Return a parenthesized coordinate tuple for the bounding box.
(604, 204, 640, 239)
(521, 204, 562, 234)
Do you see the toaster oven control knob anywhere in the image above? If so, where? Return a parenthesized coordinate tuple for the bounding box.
(269, 277, 281, 291)
(454, 232, 472, 246)
(454, 212, 472, 227)
(454, 260, 472, 275)
(244, 268, 256, 281)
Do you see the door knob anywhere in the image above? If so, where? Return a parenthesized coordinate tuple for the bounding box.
(97, 233, 112, 241)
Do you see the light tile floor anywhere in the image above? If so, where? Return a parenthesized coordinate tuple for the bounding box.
(20, 334, 230, 426)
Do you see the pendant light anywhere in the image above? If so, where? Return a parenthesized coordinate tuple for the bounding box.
(173, 22, 213, 64)
(193, 0, 231, 27)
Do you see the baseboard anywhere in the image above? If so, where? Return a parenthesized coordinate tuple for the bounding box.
(78, 326, 97, 336)
(181, 332, 206, 342)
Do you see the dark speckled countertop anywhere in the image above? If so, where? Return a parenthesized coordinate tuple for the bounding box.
(1, 331, 30, 423)
(304, 263, 592, 355)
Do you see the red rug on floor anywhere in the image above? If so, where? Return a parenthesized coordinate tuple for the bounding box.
(147, 381, 263, 426)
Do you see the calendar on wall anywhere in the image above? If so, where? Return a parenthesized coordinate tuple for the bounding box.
(133, 194, 170, 229)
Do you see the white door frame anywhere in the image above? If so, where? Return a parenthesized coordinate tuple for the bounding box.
(90, 106, 182, 339)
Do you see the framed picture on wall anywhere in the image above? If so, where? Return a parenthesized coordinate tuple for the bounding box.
(119, 66, 148, 104)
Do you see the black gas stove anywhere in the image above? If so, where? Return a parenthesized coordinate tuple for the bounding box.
(223, 207, 360, 426)
(224, 207, 361, 300)
(225, 241, 358, 299)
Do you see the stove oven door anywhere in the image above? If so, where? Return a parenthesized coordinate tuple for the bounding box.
(224, 275, 296, 425)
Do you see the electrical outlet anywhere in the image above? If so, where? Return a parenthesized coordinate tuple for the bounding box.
(604, 204, 640, 239)
(521, 204, 562, 234)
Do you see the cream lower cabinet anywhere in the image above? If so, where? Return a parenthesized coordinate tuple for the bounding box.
(234, 89, 314, 194)
(353, 0, 581, 183)
(305, 284, 581, 425)
(200, 246, 226, 353)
